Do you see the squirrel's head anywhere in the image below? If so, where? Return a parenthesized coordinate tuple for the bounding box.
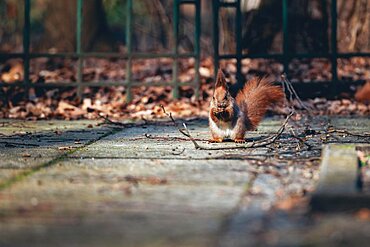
(211, 69, 233, 110)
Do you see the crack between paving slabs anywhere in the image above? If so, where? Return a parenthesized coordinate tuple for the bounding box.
(67, 156, 268, 161)
(0, 128, 120, 191)
(212, 171, 259, 247)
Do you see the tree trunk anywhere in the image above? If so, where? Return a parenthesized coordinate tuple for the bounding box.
(241, 0, 329, 54)
(37, 0, 116, 52)
(338, 0, 370, 52)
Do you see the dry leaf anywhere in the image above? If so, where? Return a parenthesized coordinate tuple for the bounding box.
(356, 208, 370, 221)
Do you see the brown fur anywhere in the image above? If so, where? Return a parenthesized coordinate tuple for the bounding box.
(235, 76, 285, 130)
(355, 81, 370, 103)
(209, 69, 285, 142)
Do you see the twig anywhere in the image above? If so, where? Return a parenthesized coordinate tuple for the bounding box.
(172, 147, 185, 155)
(161, 104, 294, 150)
(210, 154, 268, 162)
(288, 127, 313, 150)
(160, 105, 193, 137)
(281, 74, 312, 112)
(144, 133, 206, 142)
(99, 115, 150, 129)
(99, 115, 128, 127)
(327, 128, 370, 138)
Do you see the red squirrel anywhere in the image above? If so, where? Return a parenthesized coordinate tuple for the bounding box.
(209, 69, 285, 143)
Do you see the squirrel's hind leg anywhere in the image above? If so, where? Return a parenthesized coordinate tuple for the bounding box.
(209, 131, 224, 143)
(209, 130, 224, 143)
(232, 117, 246, 143)
(234, 138, 245, 143)
(209, 137, 224, 143)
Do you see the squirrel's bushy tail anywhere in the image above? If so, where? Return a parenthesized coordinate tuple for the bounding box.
(236, 77, 285, 130)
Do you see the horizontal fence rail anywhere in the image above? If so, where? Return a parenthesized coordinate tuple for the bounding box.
(212, 0, 370, 98)
(1, 0, 369, 100)
(0, 0, 201, 101)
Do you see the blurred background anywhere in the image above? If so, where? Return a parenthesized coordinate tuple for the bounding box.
(1, 0, 369, 54)
(0, 0, 369, 119)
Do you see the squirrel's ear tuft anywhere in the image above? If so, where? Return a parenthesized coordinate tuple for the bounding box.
(215, 69, 227, 88)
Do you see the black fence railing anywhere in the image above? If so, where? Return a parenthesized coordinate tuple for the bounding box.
(0, 0, 201, 101)
(1, 0, 369, 100)
(212, 0, 370, 98)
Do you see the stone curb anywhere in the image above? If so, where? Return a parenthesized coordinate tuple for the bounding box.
(310, 144, 368, 212)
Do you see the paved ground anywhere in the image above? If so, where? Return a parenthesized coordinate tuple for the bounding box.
(0, 116, 369, 247)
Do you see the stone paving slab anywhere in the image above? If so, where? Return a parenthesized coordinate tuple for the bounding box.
(331, 118, 370, 132)
(0, 158, 252, 247)
(0, 120, 104, 135)
(316, 145, 358, 194)
(311, 144, 370, 212)
(71, 118, 283, 160)
(1, 213, 220, 247)
(0, 120, 112, 185)
(218, 174, 284, 247)
(0, 117, 276, 247)
(0, 159, 252, 212)
(0, 116, 369, 247)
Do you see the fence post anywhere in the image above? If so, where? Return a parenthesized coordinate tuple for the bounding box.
(172, 0, 180, 99)
(235, 0, 243, 83)
(282, 0, 289, 74)
(125, 0, 133, 101)
(76, 0, 83, 99)
(331, 0, 338, 89)
(212, 0, 220, 80)
(194, 0, 201, 98)
(23, 0, 30, 97)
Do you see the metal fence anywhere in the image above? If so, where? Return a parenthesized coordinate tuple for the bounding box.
(212, 0, 370, 97)
(0, 0, 201, 101)
(1, 0, 370, 100)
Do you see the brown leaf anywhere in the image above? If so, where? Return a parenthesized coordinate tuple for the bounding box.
(1, 62, 23, 83)
(56, 101, 86, 119)
(275, 196, 304, 211)
(356, 208, 370, 221)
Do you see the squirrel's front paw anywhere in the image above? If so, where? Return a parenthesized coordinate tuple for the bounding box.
(234, 138, 245, 143)
(209, 138, 223, 143)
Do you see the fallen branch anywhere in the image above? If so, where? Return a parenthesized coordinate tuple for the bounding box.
(144, 133, 206, 142)
(99, 115, 150, 129)
(159, 105, 201, 148)
(288, 127, 313, 150)
(327, 128, 370, 138)
(161, 104, 294, 150)
(99, 115, 128, 127)
(281, 74, 312, 112)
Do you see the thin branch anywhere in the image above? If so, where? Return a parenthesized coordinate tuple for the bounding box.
(281, 74, 312, 112)
(99, 115, 150, 129)
(144, 133, 206, 142)
(327, 128, 370, 138)
(288, 127, 313, 150)
(161, 104, 294, 150)
(99, 115, 128, 127)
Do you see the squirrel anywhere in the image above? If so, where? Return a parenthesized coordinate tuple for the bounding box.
(209, 69, 285, 143)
